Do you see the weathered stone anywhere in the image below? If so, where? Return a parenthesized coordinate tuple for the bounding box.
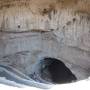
(0, 0, 90, 84)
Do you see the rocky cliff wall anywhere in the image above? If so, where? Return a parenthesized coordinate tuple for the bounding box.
(0, 0, 90, 81)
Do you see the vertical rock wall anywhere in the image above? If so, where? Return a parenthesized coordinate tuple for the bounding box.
(0, 0, 90, 80)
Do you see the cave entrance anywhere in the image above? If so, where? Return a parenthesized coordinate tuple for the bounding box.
(30, 57, 77, 84)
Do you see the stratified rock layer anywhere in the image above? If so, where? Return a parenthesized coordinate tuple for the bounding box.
(0, 0, 90, 81)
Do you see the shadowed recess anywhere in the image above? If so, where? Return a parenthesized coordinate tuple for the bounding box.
(30, 57, 77, 84)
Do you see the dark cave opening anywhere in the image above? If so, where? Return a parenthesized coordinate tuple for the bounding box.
(38, 57, 77, 84)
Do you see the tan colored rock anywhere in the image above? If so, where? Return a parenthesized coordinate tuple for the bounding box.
(0, 0, 90, 81)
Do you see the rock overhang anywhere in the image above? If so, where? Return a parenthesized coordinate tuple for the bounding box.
(0, 0, 90, 86)
(0, 0, 89, 32)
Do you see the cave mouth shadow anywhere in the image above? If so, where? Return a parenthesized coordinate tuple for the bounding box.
(30, 57, 77, 84)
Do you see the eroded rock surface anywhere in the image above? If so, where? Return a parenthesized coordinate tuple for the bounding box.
(0, 0, 90, 84)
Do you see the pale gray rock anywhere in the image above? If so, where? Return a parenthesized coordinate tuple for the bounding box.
(0, 0, 90, 88)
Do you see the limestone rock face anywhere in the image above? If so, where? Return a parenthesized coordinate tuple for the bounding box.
(0, 0, 90, 83)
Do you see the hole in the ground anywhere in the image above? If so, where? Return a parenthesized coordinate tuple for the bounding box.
(30, 57, 77, 84)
